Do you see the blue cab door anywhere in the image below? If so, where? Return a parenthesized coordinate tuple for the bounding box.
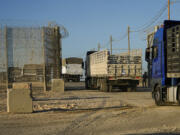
(152, 28, 165, 86)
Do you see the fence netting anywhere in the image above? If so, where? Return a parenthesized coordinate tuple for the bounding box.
(0, 25, 62, 91)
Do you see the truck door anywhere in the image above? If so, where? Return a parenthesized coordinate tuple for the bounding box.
(152, 38, 162, 79)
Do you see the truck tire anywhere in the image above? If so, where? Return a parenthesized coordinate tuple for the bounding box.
(97, 79, 100, 90)
(131, 85, 137, 92)
(127, 87, 132, 92)
(127, 86, 136, 92)
(154, 85, 164, 106)
(85, 78, 90, 89)
(108, 85, 112, 92)
(103, 83, 108, 92)
(100, 82, 104, 92)
(85, 82, 89, 89)
(100, 80, 108, 92)
(177, 86, 180, 105)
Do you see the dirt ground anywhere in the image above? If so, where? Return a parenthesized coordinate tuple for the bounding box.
(1, 82, 180, 135)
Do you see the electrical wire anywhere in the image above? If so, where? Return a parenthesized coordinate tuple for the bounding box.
(96, 1, 179, 50)
(112, 31, 128, 42)
(100, 40, 110, 50)
(172, 0, 180, 4)
(131, 2, 168, 33)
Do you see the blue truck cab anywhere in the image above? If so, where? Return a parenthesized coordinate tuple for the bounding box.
(146, 20, 180, 105)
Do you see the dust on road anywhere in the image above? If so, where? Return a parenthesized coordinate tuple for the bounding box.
(0, 82, 180, 135)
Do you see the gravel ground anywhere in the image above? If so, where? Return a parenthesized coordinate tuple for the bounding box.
(0, 82, 180, 135)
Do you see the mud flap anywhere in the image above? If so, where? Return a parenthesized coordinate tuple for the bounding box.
(167, 86, 178, 103)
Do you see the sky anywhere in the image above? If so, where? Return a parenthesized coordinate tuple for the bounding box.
(0, 0, 180, 71)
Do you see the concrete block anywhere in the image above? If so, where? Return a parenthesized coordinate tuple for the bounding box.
(7, 88, 33, 113)
(12, 83, 31, 90)
(52, 79, 64, 92)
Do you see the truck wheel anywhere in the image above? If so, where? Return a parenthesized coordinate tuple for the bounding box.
(177, 86, 180, 105)
(85, 78, 90, 89)
(100, 81, 108, 92)
(100, 82, 103, 92)
(127, 87, 132, 92)
(104, 84, 108, 92)
(108, 85, 112, 92)
(127, 86, 136, 92)
(154, 85, 163, 106)
(132, 85, 137, 92)
(103, 82, 108, 92)
(97, 80, 100, 90)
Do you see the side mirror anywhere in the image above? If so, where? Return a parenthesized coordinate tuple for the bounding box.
(145, 48, 150, 62)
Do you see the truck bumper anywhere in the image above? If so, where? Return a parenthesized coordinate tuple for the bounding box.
(108, 79, 139, 86)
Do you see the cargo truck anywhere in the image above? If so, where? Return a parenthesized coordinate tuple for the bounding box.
(62, 57, 84, 82)
(85, 49, 142, 92)
(145, 20, 180, 105)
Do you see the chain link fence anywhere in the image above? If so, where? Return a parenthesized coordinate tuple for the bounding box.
(0, 24, 62, 91)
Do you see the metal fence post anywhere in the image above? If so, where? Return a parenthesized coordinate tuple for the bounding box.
(4, 26, 8, 89)
(55, 26, 61, 79)
(42, 27, 47, 92)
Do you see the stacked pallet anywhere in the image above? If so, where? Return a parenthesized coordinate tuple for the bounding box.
(108, 64, 142, 77)
(88, 49, 142, 78)
(108, 50, 142, 77)
(108, 55, 141, 64)
(167, 25, 180, 77)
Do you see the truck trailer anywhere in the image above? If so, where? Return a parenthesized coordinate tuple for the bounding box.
(62, 57, 84, 82)
(145, 20, 180, 105)
(85, 49, 142, 92)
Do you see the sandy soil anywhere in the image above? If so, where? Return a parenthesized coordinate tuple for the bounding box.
(0, 82, 180, 135)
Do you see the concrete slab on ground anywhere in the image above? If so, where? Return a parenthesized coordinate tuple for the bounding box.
(7, 87, 33, 113)
(51, 79, 64, 93)
(12, 82, 31, 90)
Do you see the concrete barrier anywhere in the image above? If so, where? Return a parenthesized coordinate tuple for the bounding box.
(51, 79, 64, 93)
(7, 83, 33, 113)
(12, 82, 31, 90)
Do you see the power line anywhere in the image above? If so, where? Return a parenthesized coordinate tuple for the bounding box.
(98, 0, 180, 50)
(131, 2, 168, 33)
(172, 0, 180, 4)
(112, 31, 128, 42)
(137, 0, 180, 41)
(100, 40, 110, 49)
(99, 32, 128, 51)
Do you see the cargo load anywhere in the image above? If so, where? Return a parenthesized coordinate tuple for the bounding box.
(62, 57, 84, 82)
(85, 49, 142, 92)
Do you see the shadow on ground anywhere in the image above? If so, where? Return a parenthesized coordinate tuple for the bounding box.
(64, 82, 152, 92)
(106, 87, 152, 93)
(34, 96, 110, 101)
(65, 82, 85, 91)
(34, 105, 132, 113)
(136, 87, 152, 92)
(128, 133, 180, 135)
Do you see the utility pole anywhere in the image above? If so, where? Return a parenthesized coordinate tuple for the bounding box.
(168, 0, 170, 20)
(127, 26, 131, 75)
(110, 35, 112, 55)
(128, 26, 130, 55)
(4, 26, 8, 89)
(98, 43, 101, 51)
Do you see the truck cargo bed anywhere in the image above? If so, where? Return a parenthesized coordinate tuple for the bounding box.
(88, 50, 142, 79)
(167, 25, 180, 77)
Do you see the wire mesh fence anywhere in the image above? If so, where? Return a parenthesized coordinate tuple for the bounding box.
(0, 24, 62, 91)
